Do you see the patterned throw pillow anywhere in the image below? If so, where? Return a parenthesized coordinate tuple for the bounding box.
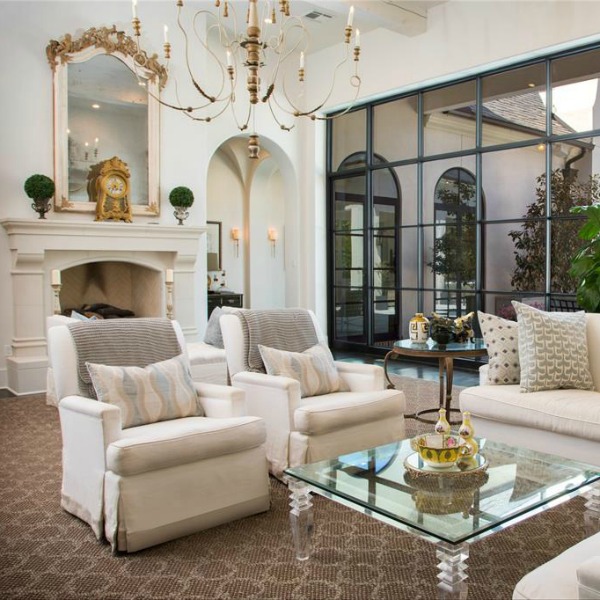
(258, 342, 346, 398)
(86, 354, 199, 428)
(512, 301, 594, 393)
(477, 311, 520, 385)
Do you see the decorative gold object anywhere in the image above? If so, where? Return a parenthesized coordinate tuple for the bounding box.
(458, 411, 479, 457)
(46, 25, 167, 89)
(410, 433, 469, 469)
(434, 408, 451, 435)
(88, 157, 132, 223)
(404, 466, 489, 516)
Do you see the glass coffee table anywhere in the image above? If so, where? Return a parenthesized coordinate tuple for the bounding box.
(285, 438, 600, 599)
(384, 339, 488, 424)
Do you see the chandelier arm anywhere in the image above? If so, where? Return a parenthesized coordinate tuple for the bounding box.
(191, 12, 232, 101)
(265, 97, 295, 131)
(278, 52, 359, 117)
(175, 7, 217, 103)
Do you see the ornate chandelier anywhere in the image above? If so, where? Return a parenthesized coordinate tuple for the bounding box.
(131, 0, 362, 158)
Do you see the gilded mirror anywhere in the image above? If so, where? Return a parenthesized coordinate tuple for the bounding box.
(47, 26, 166, 216)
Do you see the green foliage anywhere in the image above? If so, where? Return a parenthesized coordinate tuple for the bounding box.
(24, 174, 55, 200)
(428, 181, 477, 286)
(569, 203, 600, 312)
(509, 169, 600, 293)
(168, 186, 194, 208)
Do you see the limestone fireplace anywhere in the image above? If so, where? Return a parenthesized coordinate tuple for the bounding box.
(1, 219, 204, 395)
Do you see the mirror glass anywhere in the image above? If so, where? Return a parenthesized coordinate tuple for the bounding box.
(68, 55, 148, 204)
(49, 26, 163, 216)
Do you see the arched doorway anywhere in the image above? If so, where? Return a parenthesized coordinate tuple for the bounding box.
(206, 136, 299, 309)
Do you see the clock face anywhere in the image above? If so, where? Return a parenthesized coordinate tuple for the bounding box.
(103, 174, 127, 199)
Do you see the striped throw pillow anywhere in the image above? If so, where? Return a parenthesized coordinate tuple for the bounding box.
(86, 354, 199, 428)
(258, 342, 345, 398)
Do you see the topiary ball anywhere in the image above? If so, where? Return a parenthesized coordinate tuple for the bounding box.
(169, 186, 194, 208)
(24, 174, 55, 200)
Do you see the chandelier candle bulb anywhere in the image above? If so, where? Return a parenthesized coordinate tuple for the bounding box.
(163, 25, 168, 44)
(51, 270, 61, 286)
(347, 5, 354, 27)
(355, 29, 360, 48)
(132, 0, 137, 19)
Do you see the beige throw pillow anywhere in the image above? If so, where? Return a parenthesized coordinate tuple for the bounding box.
(477, 311, 520, 385)
(86, 354, 199, 428)
(512, 301, 594, 393)
(258, 342, 346, 398)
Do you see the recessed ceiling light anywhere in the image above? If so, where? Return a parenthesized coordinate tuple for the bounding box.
(537, 143, 545, 151)
(92, 103, 100, 109)
(528, 83, 535, 88)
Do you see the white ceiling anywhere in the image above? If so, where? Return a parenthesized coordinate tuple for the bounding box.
(297, 0, 447, 48)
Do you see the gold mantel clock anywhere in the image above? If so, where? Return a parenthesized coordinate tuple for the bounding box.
(88, 156, 133, 222)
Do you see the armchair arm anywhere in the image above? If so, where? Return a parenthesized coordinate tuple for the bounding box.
(59, 395, 122, 450)
(193, 382, 246, 418)
(334, 361, 385, 392)
(57, 395, 122, 539)
(231, 371, 301, 431)
(578, 556, 600, 599)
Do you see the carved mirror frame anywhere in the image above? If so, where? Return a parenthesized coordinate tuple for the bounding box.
(47, 26, 167, 216)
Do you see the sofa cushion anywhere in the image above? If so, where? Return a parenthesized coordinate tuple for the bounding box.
(294, 390, 405, 435)
(87, 354, 200, 428)
(513, 530, 600, 600)
(107, 416, 266, 476)
(513, 301, 594, 393)
(459, 384, 600, 443)
(259, 342, 346, 398)
(478, 311, 520, 385)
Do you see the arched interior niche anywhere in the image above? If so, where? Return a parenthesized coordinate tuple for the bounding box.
(206, 136, 298, 309)
(60, 260, 162, 317)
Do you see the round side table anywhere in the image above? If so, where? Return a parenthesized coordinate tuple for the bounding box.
(384, 338, 487, 424)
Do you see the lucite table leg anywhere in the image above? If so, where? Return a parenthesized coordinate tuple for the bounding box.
(584, 483, 600, 536)
(288, 478, 314, 561)
(436, 540, 469, 599)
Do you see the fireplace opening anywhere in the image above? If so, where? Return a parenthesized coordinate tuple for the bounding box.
(59, 261, 162, 318)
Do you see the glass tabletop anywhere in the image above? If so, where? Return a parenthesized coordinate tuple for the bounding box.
(285, 438, 600, 545)
(394, 338, 487, 353)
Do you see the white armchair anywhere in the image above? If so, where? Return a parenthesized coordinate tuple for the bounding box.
(48, 318, 270, 553)
(220, 309, 406, 477)
(513, 531, 600, 599)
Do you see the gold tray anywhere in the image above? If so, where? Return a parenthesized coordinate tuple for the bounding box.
(404, 451, 488, 479)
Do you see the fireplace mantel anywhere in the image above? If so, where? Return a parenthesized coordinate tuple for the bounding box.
(1, 219, 205, 395)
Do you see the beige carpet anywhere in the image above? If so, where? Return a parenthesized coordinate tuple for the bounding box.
(0, 376, 589, 599)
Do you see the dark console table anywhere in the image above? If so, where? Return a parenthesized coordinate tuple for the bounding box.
(207, 292, 243, 317)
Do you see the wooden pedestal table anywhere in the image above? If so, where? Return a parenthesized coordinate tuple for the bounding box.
(384, 338, 487, 424)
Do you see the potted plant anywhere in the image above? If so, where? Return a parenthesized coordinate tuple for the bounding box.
(569, 203, 600, 312)
(24, 174, 55, 219)
(169, 186, 194, 225)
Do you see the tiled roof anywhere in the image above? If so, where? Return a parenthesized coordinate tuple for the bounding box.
(453, 91, 575, 136)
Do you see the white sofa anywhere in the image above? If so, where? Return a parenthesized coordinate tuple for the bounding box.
(459, 313, 600, 468)
(513, 531, 600, 599)
(46, 315, 227, 405)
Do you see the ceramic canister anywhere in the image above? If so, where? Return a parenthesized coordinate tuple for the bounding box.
(409, 313, 429, 343)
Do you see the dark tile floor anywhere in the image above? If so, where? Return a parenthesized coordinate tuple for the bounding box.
(332, 350, 480, 387)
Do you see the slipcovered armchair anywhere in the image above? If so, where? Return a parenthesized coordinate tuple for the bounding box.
(220, 309, 406, 477)
(48, 318, 270, 553)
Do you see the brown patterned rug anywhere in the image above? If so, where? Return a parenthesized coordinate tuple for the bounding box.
(0, 376, 589, 599)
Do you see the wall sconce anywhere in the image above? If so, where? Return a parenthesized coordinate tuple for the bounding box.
(268, 227, 278, 257)
(231, 227, 240, 257)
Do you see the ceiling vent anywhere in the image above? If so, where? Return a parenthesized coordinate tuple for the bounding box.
(303, 10, 334, 21)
